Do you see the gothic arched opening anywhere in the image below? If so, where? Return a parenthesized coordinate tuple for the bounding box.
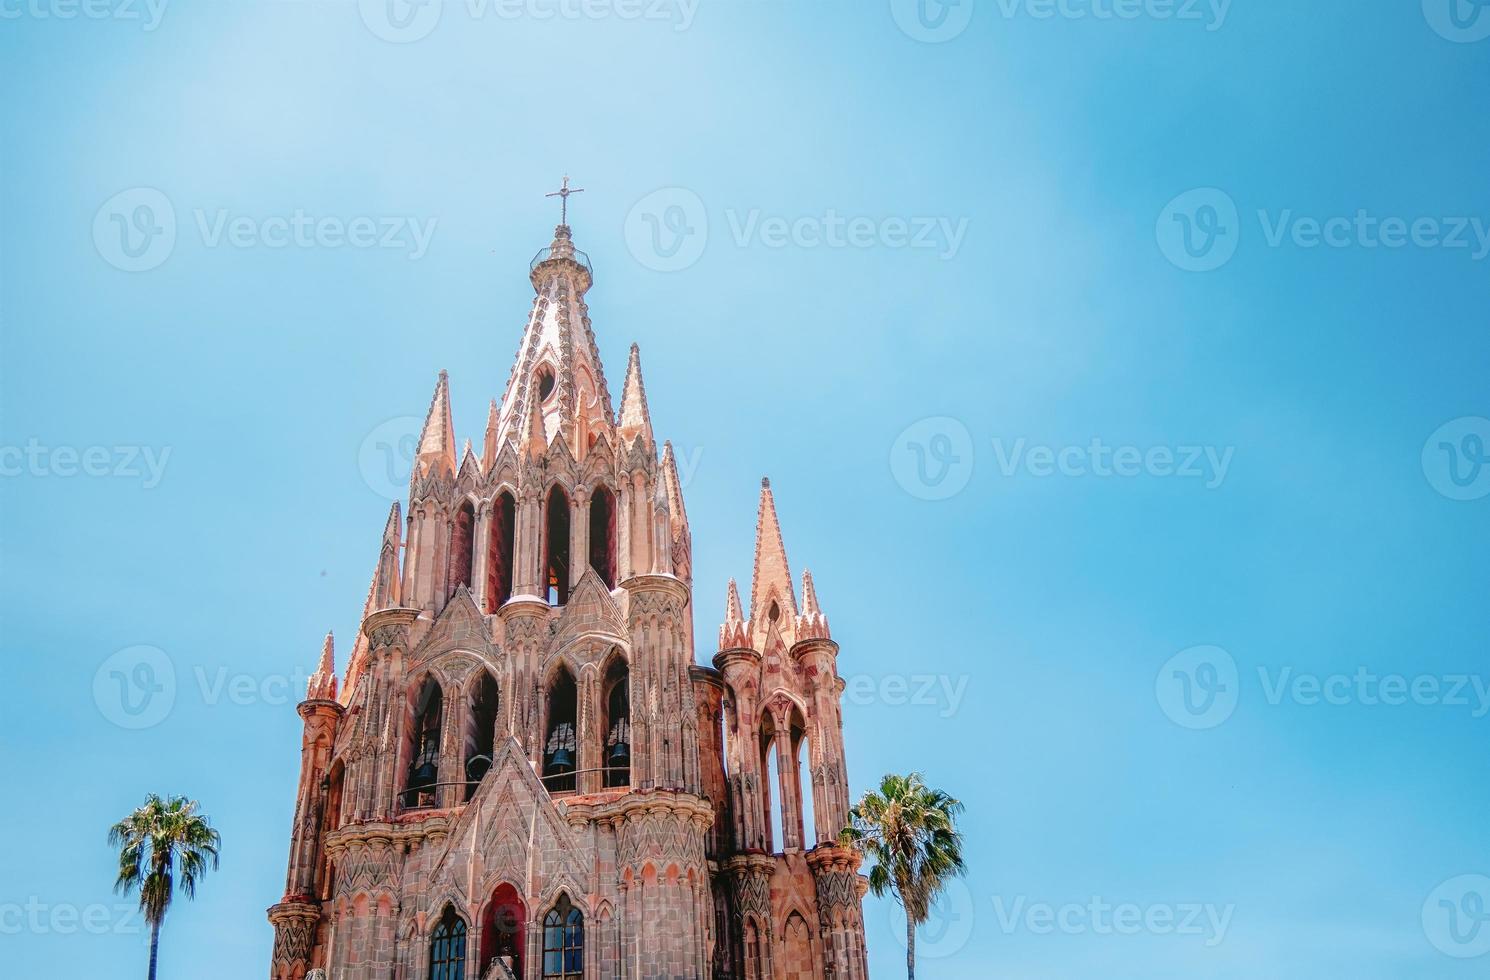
(545, 486, 572, 606)
(588, 486, 617, 588)
(487, 491, 516, 611)
(543, 667, 578, 793)
(449, 500, 476, 599)
(316, 760, 345, 900)
(797, 729, 817, 847)
(404, 676, 444, 809)
(480, 883, 525, 979)
(542, 894, 584, 979)
(429, 905, 468, 980)
(464, 671, 499, 802)
(601, 655, 630, 788)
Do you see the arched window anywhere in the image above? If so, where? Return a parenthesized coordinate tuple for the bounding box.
(429, 906, 468, 980)
(744, 919, 762, 980)
(404, 677, 444, 809)
(542, 895, 584, 979)
(449, 500, 476, 599)
(764, 736, 783, 853)
(487, 492, 516, 611)
(797, 730, 817, 847)
(480, 883, 525, 980)
(317, 760, 345, 900)
(546, 487, 572, 605)
(543, 668, 578, 793)
(464, 672, 499, 802)
(588, 486, 617, 588)
(602, 657, 630, 789)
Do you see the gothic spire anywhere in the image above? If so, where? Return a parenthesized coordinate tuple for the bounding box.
(307, 631, 337, 700)
(797, 569, 831, 641)
(492, 221, 613, 458)
(346, 501, 402, 700)
(617, 343, 654, 448)
(661, 441, 692, 584)
(414, 370, 457, 482)
(720, 578, 749, 650)
(749, 477, 797, 642)
(482, 398, 500, 469)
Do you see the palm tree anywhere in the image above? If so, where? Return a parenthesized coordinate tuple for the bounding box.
(108, 794, 222, 980)
(842, 772, 965, 980)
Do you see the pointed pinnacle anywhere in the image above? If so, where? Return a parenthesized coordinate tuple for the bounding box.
(618, 343, 653, 445)
(726, 578, 744, 622)
(750, 476, 797, 623)
(414, 370, 457, 479)
(801, 569, 821, 615)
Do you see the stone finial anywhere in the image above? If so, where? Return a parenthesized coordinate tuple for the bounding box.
(307, 632, 337, 701)
(719, 578, 750, 650)
(797, 569, 831, 641)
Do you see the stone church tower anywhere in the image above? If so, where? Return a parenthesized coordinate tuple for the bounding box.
(267, 218, 871, 980)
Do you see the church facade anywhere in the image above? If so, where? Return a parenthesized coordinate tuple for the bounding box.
(266, 219, 872, 980)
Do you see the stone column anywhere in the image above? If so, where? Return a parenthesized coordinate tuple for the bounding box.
(472, 500, 492, 611)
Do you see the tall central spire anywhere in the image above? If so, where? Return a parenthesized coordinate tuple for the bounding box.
(492, 215, 613, 459)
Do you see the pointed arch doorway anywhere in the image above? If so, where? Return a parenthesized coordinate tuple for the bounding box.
(480, 883, 526, 979)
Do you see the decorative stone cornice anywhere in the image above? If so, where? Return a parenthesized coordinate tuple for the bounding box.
(296, 698, 344, 722)
(496, 594, 551, 622)
(561, 788, 714, 832)
(362, 606, 420, 645)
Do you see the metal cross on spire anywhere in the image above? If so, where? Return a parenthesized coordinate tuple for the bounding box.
(546, 175, 585, 226)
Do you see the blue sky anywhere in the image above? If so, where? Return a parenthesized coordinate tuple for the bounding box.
(3, 1, 1490, 977)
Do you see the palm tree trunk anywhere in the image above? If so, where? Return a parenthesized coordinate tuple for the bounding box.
(147, 921, 161, 980)
(906, 912, 916, 980)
